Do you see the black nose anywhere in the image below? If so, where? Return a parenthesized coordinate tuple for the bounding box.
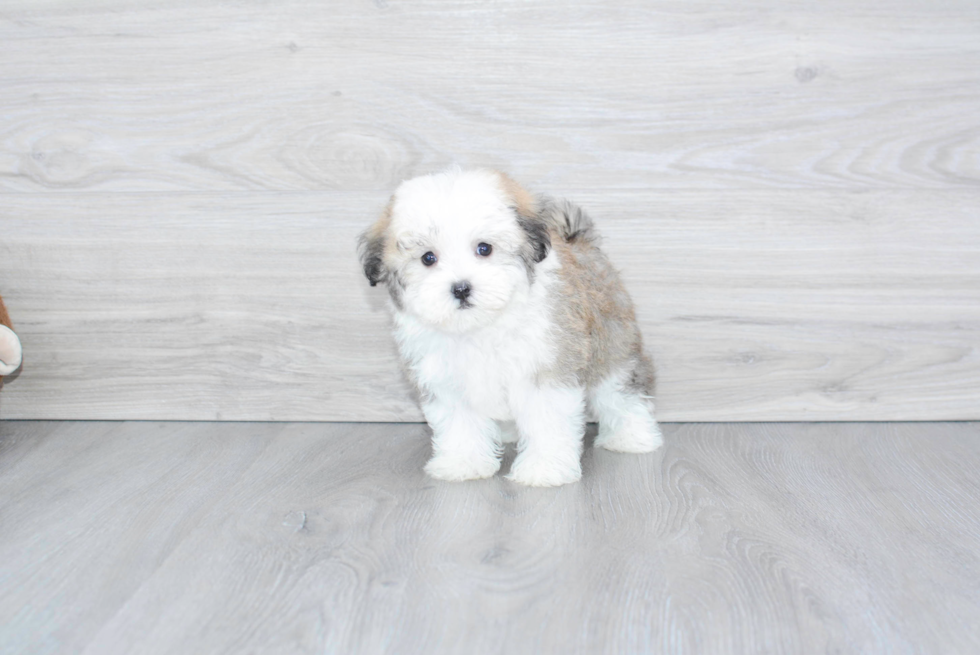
(451, 281, 471, 301)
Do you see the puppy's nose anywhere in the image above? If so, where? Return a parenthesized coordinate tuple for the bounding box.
(451, 281, 471, 301)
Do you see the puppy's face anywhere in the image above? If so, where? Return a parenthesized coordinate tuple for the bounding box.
(360, 169, 549, 334)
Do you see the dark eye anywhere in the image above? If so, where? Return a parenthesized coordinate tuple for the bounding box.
(421, 251, 437, 266)
(476, 243, 492, 257)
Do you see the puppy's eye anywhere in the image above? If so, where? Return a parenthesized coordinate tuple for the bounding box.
(421, 251, 437, 267)
(476, 243, 492, 257)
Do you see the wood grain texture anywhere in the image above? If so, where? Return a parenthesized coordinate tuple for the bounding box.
(2, 189, 979, 421)
(1, 0, 979, 421)
(1, 1, 978, 192)
(1, 420, 979, 654)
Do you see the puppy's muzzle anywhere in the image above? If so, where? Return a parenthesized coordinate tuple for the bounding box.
(451, 281, 472, 308)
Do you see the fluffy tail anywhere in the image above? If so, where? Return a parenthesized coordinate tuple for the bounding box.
(539, 198, 598, 244)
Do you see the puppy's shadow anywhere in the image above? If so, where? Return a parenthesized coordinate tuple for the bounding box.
(498, 423, 599, 476)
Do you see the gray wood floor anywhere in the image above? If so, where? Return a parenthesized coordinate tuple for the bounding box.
(1, 421, 978, 654)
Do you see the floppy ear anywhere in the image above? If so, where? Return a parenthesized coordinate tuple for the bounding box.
(516, 213, 551, 264)
(358, 204, 392, 287)
(496, 172, 550, 265)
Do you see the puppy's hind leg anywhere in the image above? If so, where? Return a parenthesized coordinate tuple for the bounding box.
(590, 365, 663, 454)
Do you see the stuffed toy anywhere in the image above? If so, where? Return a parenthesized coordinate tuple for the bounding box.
(0, 293, 23, 385)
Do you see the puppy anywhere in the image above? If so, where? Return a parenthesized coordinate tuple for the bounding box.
(359, 168, 662, 486)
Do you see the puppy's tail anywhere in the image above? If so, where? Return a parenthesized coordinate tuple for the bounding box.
(539, 198, 598, 244)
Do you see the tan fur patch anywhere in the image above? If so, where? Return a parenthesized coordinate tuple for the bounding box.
(495, 171, 538, 218)
(547, 234, 650, 391)
(359, 200, 398, 288)
(0, 295, 12, 331)
(0, 294, 14, 387)
(369, 201, 394, 253)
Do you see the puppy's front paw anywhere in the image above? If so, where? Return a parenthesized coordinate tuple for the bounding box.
(424, 452, 500, 482)
(506, 454, 581, 487)
(595, 416, 664, 454)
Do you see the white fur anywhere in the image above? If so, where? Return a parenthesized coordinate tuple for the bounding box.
(506, 383, 586, 486)
(0, 325, 22, 376)
(394, 252, 591, 486)
(374, 169, 661, 487)
(388, 169, 533, 335)
(590, 369, 664, 453)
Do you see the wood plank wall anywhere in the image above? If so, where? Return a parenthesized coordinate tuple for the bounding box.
(1, 1, 978, 421)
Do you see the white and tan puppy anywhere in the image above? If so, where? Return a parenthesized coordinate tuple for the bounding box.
(359, 168, 662, 487)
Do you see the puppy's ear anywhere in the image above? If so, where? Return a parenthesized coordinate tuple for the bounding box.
(517, 214, 551, 264)
(497, 172, 550, 265)
(358, 204, 392, 287)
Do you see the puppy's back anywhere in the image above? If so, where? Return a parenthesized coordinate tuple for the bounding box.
(542, 199, 651, 391)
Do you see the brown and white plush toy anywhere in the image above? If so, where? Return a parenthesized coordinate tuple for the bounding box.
(0, 294, 23, 383)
